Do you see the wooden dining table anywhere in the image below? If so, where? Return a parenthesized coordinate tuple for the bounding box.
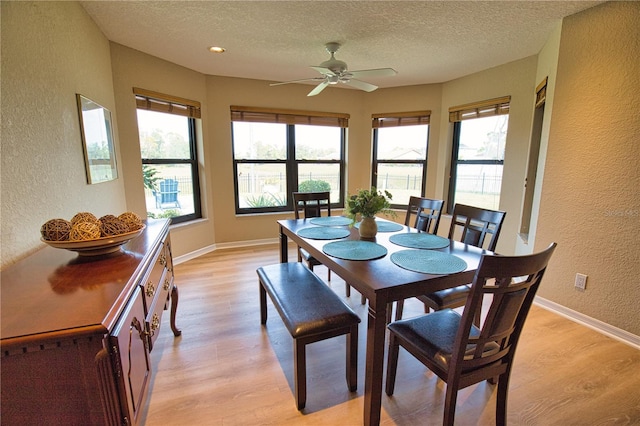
(277, 218, 491, 426)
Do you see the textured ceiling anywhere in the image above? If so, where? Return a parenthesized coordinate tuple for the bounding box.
(81, 1, 603, 90)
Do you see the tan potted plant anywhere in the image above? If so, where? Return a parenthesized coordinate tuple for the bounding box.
(346, 187, 395, 238)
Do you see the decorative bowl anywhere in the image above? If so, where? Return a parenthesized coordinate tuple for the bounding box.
(42, 226, 145, 256)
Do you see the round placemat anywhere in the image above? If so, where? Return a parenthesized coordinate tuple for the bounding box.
(309, 216, 352, 226)
(297, 227, 350, 240)
(390, 249, 467, 274)
(389, 233, 450, 249)
(354, 220, 404, 232)
(323, 240, 388, 261)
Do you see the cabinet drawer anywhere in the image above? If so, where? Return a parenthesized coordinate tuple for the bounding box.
(146, 273, 172, 351)
(140, 241, 168, 315)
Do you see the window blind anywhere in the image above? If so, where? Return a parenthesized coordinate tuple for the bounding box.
(230, 106, 349, 128)
(448, 96, 510, 122)
(371, 111, 431, 128)
(133, 87, 201, 119)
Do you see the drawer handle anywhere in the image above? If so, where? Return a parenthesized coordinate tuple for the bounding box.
(146, 282, 155, 298)
(159, 254, 166, 266)
(163, 279, 171, 291)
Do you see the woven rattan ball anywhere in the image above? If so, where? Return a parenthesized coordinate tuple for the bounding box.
(118, 212, 143, 231)
(99, 214, 118, 223)
(41, 218, 72, 241)
(100, 217, 129, 237)
(71, 212, 98, 226)
(69, 221, 101, 241)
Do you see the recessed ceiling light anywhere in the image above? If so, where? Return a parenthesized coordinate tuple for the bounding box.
(208, 46, 226, 53)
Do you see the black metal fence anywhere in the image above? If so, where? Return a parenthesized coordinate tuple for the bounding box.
(237, 173, 501, 195)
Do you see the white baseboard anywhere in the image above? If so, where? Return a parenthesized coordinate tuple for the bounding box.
(173, 238, 278, 265)
(534, 296, 640, 350)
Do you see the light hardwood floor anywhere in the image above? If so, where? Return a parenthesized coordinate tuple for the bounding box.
(143, 243, 640, 425)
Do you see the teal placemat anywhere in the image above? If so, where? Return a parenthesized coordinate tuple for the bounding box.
(297, 227, 350, 240)
(389, 233, 450, 249)
(354, 220, 404, 232)
(323, 240, 388, 261)
(390, 249, 467, 274)
(309, 216, 352, 226)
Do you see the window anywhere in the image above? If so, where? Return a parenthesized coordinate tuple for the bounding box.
(135, 88, 202, 224)
(231, 106, 347, 214)
(372, 111, 430, 207)
(448, 97, 510, 212)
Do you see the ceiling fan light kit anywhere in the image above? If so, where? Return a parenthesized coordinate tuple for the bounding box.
(270, 42, 397, 97)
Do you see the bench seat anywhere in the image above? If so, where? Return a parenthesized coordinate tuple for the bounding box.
(258, 262, 360, 410)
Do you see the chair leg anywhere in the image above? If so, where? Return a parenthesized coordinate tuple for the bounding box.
(346, 324, 358, 391)
(360, 294, 366, 305)
(294, 339, 306, 410)
(394, 300, 405, 321)
(345, 283, 351, 297)
(496, 371, 510, 425)
(327, 269, 331, 281)
(443, 383, 459, 426)
(385, 334, 400, 396)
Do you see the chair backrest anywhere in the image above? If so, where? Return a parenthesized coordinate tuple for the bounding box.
(448, 204, 506, 251)
(293, 192, 331, 219)
(451, 242, 557, 377)
(404, 196, 444, 234)
(160, 179, 179, 202)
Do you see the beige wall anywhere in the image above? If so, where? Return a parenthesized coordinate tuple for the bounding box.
(2, 1, 638, 336)
(439, 56, 538, 254)
(109, 43, 215, 258)
(1, 1, 125, 267)
(535, 1, 640, 335)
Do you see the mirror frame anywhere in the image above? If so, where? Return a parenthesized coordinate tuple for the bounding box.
(76, 94, 118, 184)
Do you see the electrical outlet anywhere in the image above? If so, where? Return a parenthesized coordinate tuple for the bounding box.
(575, 273, 587, 290)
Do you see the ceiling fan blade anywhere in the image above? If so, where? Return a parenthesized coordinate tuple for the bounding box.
(344, 79, 378, 92)
(307, 81, 330, 97)
(310, 66, 336, 76)
(270, 77, 324, 87)
(348, 68, 397, 78)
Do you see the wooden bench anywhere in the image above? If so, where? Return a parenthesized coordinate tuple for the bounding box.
(258, 262, 361, 410)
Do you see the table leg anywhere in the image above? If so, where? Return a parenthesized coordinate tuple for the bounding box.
(363, 295, 388, 426)
(279, 225, 288, 263)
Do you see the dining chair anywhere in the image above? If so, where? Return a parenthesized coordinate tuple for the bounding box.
(393, 197, 444, 320)
(293, 191, 357, 299)
(385, 242, 557, 426)
(396, 203, 506, 324)
(293, 192, 331, 280)
(404, 196, 444, 234)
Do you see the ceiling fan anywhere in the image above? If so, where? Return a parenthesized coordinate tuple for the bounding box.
(270, 42, 397, 97)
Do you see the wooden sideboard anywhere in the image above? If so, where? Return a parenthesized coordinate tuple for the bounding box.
(1, 219, 181, 425)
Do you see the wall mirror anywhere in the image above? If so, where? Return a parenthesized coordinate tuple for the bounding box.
(76, 94, 118, 184)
